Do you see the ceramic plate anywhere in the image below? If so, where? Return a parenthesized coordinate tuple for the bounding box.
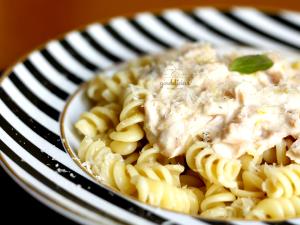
(1, 6, 300, 225)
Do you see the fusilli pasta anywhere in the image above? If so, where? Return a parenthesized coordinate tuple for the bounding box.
(132, 176, 201, 214)
(262, 164, 300, 198)
(78, 136, 135, 194)
(186, 141, 241, 188)
(74, 44, 300, 220)
(249, 196, 300, 219)
(75, 103, 121, 137)
(127, 163, 184, 187)
(109, 86, 146, 155)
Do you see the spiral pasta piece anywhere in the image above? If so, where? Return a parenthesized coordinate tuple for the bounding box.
(200, 184, 236, 212)
(263, 139, 291, 165)
(78, 136, 135, 194)
(180, 170, 204, 188)
(230, 168, 265, 198)
(124, 152, 140, 165)
(109, 86, 147, 155)
(186, 141, 241, 188)
(75, 103, 121, 137)
(200, 197, 259, 218)
(242, 169, 265, 191)
(87, 56, 152, 103)
(136, 144, 175, 165)
(262, 164, 300, 198)
(230, 186, 265, 198)
(249, 196, 300, 219)
(132, 176, 201, 214)
(229, 197, 259, 218)
(240, 154, 263, 171)
(87, 68, 139, 104)
(127, 163, 184, 187)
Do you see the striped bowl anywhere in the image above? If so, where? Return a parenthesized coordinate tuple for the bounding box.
(1, 6, 300, 225)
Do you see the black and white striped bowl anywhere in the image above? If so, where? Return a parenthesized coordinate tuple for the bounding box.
(1, 6, 300, 225)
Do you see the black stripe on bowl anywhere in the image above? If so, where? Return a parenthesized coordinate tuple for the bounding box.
(80, 30, 123, 63)
(0, 88, 65, 151)
(40, 49, 84, 85)
(185, 11, 248, 46)
(104, 24, 147, 55)
(59, 39, 99, 72)
(155, 15, 198, 42)
(266, 14, 300, 32)
(265, 221, 295, 225)
(222, 12, 300, 51)
(9, 72, 60, 121)
(23, 60, 69, 100)
(198, 218, 234, 225)
(128, 19, 172, 49)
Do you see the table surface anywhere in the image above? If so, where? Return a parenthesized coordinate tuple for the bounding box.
(1, 1, 300, 224)
(0, 166, 78, 224)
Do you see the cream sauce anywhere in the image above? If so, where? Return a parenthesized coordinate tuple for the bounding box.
(140, 44, 300, 159)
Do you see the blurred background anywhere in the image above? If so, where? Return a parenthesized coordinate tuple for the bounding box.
(0, 0, 299, 224)
(0, 0, 299, 69)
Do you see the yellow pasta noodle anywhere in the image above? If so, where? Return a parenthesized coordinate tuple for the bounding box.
(249, 196, 300, 219)
(180, 170, 204, 188)
(262, 164, 300, 198)
(136, 144, 162, 164)
(132, 176, 201, 214)
(200, 184, 236, 212)
(78, 136, 135, 194)
(186, 141, 241, 188)
(75, 103, 121, 137)
(109, 86, 146, 155)
(263, 139, 291, 165)
(87, 68, 138, 104)
(127, 163, 184, 187)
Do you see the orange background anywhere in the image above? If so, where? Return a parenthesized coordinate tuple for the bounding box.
(0, 0, 300, 69)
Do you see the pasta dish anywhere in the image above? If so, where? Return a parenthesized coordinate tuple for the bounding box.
(74, 43, 300, 220)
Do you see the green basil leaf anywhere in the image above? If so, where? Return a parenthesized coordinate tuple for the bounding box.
(229, 54, 274, 74)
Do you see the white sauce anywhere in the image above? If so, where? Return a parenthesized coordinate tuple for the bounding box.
(140, 44, 300, 159)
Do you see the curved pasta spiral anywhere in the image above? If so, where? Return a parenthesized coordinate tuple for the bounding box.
(136, 144, 173, 165)
(78, 136, 135, 194)
(200, 184, 236, 213)
(109, 86, 147, 155)
(75, 103, 121, 137)
(132, 176, 201, 214)
(87, 69, 138, 103)
(229, 197, 259, 218)
(249, 196, 300, 219)
(230, 186, 264, 198)
(87, 56, 152, 103)
(180, 170, 204, 188)
(241, 169, 265, 191)
(127, 163, 184, 187)
(240, 154, 263, 171)
(186, 141, 241, 188)
(230, 168, 265, 198)
(262, 164, 300, 198)
(124, 152, 140, 165)
(263, 139, 291, 165)
(200, 196, 259, 218)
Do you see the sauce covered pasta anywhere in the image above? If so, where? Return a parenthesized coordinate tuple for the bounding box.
(75, 43, 300, 220)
